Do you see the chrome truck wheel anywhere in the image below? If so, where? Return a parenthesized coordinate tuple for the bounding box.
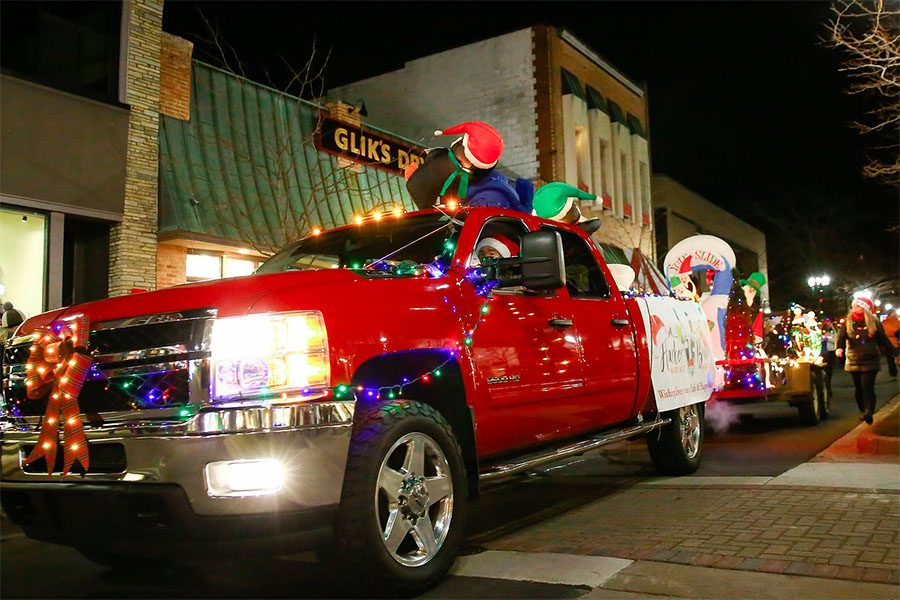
(679, 404, 702, 460)
(326, 400, 467, 596)
(647, 402, 704, 475)
(376, 432, 454, 567)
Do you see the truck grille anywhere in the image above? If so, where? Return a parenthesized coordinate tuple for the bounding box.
(1, 309, 214, 421)
(20, 443, 127, 475)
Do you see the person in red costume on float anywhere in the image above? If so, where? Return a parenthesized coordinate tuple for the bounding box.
(835, 296, 894, 424)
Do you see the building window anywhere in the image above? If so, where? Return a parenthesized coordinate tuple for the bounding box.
(575, 125, 590, 191)
(560, 68, 585, 99)
(223, 256, 257, 278)
(598, 138, 612, 202)
(640, 162, 651, 225)
(552, 228, 610, 299)
(585, 86, 607, 113)
(1, 1, 123, 103)
(620, 153, 632, 218)
(0, 207, 47, 318)
(561, 69, 591, 193)
(186, 251, 261, 282)
(186, 253, 222, 281)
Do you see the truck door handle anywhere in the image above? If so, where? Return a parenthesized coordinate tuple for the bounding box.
(548, 318, 573, 328)
(610, 318, 630, 328)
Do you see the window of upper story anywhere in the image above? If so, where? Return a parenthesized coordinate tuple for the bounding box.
(575, 124, 590, 191)
(620, 153, 632, 217)
(561, 68, 585, 99)
(1, 1, 122, 104)
(548, 227, 611, 299)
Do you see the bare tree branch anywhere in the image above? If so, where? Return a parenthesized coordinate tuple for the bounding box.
(826, 0, 900, 186)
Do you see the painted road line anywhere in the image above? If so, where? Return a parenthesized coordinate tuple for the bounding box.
(449, 550, 633, 587)
(768, 462, 900, 491)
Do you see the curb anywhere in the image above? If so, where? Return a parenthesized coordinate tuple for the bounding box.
(857, 395, 900, 455)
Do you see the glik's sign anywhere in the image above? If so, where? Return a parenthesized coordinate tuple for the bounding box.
(317, 116, 425, 175)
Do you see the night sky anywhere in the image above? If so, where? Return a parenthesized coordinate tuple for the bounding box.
(163, 1, 899, 308)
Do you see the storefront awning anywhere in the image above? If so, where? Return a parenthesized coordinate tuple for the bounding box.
(159, 61, 417, 250)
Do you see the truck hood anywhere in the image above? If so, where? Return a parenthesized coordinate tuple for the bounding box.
(14, 270, 361, 335)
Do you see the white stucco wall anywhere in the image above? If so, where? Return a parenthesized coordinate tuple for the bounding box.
(329, 28, 539, 179)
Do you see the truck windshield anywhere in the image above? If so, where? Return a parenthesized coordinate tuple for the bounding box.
(256, 212, 465, 275)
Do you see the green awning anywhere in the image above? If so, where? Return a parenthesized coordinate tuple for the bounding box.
(560, 68, 585, 99)
(159, 61, 417, 249)
(627, 113, 646, 138)
(607, 100, 627, 125)
(600, 243, 629, 265)
(585, 85, 607, 113)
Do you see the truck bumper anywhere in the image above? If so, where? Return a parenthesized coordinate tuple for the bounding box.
(0, 404, 353, 553)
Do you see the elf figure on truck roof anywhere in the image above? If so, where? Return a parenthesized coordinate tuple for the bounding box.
(404, 121, 534, 214)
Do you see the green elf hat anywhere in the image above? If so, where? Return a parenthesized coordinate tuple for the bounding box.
(739, 271, 767, 294)
(533, 182, 597, 221)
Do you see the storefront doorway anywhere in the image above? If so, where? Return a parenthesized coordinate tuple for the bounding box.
(0, 206, 47, 319)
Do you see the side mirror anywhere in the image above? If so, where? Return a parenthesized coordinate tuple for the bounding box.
(485, 230, 565, 291)
(519, 230, 565, 290)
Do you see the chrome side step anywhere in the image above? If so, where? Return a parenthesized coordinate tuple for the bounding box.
(479, 418, 672, 483)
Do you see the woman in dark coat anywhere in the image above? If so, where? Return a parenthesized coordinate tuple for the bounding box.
(835, 296, 894, 424)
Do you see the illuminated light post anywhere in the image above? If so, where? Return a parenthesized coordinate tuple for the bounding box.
(807, 274, 831, 316)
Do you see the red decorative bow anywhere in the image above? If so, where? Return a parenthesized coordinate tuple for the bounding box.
(23, 316, 92, 475)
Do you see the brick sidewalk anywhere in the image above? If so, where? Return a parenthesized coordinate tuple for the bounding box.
(475, 481, 900, 586)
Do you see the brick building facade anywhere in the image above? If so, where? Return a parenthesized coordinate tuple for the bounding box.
(108, 0, 165, 297)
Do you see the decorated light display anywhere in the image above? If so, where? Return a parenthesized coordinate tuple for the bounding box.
(722, 283, 766, 392)
(789, 306, 824, 365)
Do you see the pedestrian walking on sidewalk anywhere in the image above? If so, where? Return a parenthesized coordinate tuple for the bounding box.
(835, 297, 894, 424)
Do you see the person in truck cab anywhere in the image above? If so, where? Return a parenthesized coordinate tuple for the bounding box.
(474, 233, 519, 263)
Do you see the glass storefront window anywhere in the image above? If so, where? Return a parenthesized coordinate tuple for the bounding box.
(186, 253, 222, 281)
(0, 208, 47, 319)
(223, 256, 256, 278)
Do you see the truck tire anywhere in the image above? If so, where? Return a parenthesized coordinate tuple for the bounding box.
(797, 369, 824, 425)
(326, 399, 467, 596)
(646, 403, 704, 475)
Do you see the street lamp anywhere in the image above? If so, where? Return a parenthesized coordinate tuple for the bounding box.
(807, 274, 831, 316)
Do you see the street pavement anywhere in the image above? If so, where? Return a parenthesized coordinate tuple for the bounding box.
(0, 370, 897, 599)
(436, 369, 900, 599)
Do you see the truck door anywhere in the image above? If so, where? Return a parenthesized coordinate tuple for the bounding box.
(548, 227, 639, 429)
(466, 217, 586, 456)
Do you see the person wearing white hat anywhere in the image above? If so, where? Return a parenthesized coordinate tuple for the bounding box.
(835, 296, 894, 424)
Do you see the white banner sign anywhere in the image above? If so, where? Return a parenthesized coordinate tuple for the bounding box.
(637, 296, 715, 411)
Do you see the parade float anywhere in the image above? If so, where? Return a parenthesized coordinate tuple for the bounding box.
(664, 235, 828, 425)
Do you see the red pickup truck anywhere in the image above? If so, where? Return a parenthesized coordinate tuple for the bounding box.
(1, 206, 709, 594)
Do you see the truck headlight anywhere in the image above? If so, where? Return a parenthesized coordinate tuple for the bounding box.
(210, 311, 329, 401)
